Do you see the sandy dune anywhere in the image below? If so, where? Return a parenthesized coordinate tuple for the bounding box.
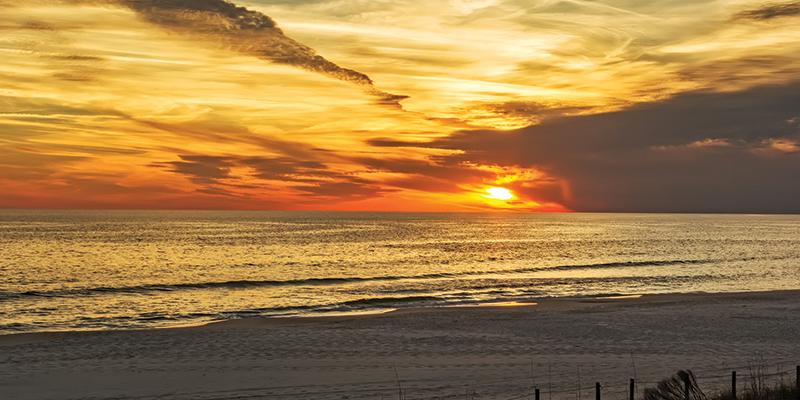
(2, 291, 800, 400)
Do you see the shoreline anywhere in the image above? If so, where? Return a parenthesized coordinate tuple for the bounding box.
(2, 288, 800, 400)
(3, 288, 798, 347)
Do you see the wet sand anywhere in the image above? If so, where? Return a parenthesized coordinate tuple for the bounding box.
(2, 290, 800, 400)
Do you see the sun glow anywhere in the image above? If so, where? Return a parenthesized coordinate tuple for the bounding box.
(483, 187, 514, 200)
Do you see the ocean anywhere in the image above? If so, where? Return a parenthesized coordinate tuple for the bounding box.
(1, 210, 799, 334)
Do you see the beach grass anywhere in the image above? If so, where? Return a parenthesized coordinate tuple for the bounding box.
(712, 378, 798, 400)
(647, 366, 799, 400)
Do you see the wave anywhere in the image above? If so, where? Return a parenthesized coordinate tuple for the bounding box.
(1, 276, 448, 300)
(0, 271, 756, 334)
(0, 257, 725, 301)
(342, 295, 444, 308)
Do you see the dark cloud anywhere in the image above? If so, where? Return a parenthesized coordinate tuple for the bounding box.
(159, 155, 235, 185)
(113, 0, 406, 105)
(153, 154, 393, 201)
(733, 1, 800, 20)
(675, 56, 800, 87)
(373, 82, 800, 213)
(365, 138, 429, 148)
(158, 151, 499, 198)
(241, 157, 327, 181)
(292, 181, 394, 200)
(347, 155, 497, 193)
(126, 113, 367, 187)
(352, 156, 492, 182)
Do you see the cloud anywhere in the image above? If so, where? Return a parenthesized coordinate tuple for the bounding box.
(446, 100, 596, 129)
(240, 157, 328, 181)
(0, 146, 88, 180)
(674, 56, 800, 89)
(352, 156, 492, 182)
(733, 1, 800, 21)
(112, 0, 406, 105)
(153, 153, 395, 201)
(348, 155, 496, 193)
(0, 15, 110, 83)
(159, 155, 234, 185)
(47, 54, 106, 82)
(372, 81, 800, 213)
(291, 180, 393, 200)
(0, 95, 111, 118)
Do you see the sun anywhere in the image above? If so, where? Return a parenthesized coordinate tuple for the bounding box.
(483, 187, 514, 200)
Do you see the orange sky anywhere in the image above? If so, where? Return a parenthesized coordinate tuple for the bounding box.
(2, 0, 800, 212)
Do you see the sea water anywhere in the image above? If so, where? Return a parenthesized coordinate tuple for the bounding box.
(1, 210, 799, 334)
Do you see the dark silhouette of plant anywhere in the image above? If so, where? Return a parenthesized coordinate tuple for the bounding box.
(645, 370, 706, 400)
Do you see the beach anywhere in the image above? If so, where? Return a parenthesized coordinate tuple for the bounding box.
(2, 290, 800, 400)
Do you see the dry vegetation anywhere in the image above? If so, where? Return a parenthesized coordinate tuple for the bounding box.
(645, 367, 798, 400)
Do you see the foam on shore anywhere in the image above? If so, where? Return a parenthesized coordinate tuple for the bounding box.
(3, 289, 797, 345)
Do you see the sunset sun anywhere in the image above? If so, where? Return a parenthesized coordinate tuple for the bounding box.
(483, 187, 514, 200)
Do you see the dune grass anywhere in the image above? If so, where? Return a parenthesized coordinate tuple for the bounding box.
(713, 380, 798, 400)
(645, 367, 798, 400)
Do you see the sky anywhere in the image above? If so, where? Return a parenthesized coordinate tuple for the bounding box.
(1, 0, 799, 212)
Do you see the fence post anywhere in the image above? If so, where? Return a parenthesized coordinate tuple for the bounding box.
(596, 382, 601, 400)
(536, 388, 541, 400)
(732, 371, 736, 400)
(630, 379, 635, 400)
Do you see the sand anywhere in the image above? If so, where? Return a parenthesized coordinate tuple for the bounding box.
(2, 290, 800, 400)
